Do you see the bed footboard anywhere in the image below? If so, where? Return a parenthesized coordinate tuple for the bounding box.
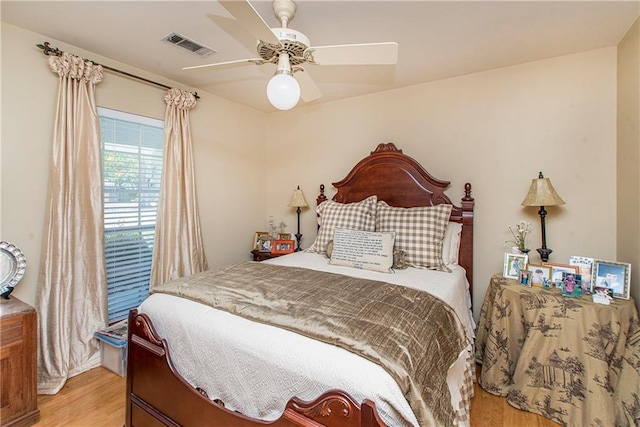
(126, 309, 387, 427)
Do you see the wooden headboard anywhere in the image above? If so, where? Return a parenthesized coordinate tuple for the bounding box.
(316, 143, 475, 296)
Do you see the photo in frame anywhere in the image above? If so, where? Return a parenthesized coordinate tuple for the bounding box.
(561, 272, 583, 298)
(253, 231, 269, 251)
(519, 269, 532, 286)
(277, 233, 291, 241)
(593, 259, 631, 300)
(257, 235, 273, 253)
(503, 253, 528, 279)
(525, 264, 552, 288)
(543, 262, 579, 288)
(569, 255, 594, 293)
(272, 239, 295, 255)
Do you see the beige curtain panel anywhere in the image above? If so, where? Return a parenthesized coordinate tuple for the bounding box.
(150, 88, 208, 288)
(36, 52, 108, 394)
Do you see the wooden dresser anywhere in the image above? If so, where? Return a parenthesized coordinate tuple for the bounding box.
(0, 297, 39, 427)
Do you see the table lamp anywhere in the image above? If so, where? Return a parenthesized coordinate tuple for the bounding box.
(521, 172, 565, 262)
(288, 186, 308, 251)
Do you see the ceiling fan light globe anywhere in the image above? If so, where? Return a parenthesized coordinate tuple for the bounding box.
(267, 73, 300, 110)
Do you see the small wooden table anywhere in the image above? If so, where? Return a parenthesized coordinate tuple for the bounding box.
(475, 274, 640, 426)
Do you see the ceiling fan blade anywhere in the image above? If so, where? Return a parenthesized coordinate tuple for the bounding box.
(306, 42, 398, 66)
(219, 0, 281, 46)
(295, 68, 322, 102)
(207, 13, 259, 54)
(183, 58, 263, 71)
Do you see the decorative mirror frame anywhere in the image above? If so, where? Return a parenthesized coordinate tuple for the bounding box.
(0, 241, 27, 299)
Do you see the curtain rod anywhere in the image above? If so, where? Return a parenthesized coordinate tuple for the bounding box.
(37, 42, 200, 99)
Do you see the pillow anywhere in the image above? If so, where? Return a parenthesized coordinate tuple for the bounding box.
(329, 228, 395, 273)
(326, 240, 334, 258)
(376, 201, 452, 272)
(327, 238, 408, 270)
(307, 195, 377, 255)
(442, 222, 463, 266)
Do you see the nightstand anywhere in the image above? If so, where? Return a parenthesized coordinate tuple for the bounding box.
(251, 250, 284, 262)
(475, 273, 640, 427)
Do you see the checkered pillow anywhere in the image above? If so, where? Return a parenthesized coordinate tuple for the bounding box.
(375, 201, 452, 271)
(307, 195, 377, 254)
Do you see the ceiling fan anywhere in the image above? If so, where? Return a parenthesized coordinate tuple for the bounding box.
(184, 0, 398, 110)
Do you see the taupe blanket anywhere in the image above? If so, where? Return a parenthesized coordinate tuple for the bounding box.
(152, 262, 468, 426)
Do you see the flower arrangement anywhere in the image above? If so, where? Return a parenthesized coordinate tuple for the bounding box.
(505, 220, 531, 252)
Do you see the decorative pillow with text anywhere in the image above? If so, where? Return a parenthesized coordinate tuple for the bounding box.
(329, 228, 396, 273)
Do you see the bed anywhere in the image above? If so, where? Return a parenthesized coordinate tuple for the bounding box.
(125, 142, 475, 427)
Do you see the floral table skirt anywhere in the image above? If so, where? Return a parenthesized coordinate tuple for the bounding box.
(475, 274, 640, 427)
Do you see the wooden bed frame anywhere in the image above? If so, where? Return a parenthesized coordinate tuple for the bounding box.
(126, 142, 474, 427)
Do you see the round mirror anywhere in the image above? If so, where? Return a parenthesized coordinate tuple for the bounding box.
(0, 241, 26, 299)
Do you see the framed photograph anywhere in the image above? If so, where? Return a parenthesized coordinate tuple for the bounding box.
(272, 239, 295, 255)
(526, 264, 552, 288)
(253, 231, 269, 251)
(257, 235, 272, 253)
(593, 259, 631, 299)
(277, 233, 291, 241)
(519, 269, 532, 286)
(503, 253, 528, 279)
(542, 262, 579, 288)
(569, 255, 594, 292)
(561, 272, 583, 298)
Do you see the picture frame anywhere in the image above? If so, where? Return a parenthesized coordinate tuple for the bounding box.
(253, 231, 269, 251)
(569, 255, 594, 292)
(561, 272, 583, 298)
(519, 269, 532, 286)
(503, 253, 528, 279)
(271, 239, 295, 255)
(542, 262, 579, 288)
(277, 233, 291, 241)
(525, 264, 552, 288)
(257, 235, 273, 253)
(592, 259, 631, 300)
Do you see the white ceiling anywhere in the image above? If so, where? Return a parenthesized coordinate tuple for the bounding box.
(2, 1, 638, 112)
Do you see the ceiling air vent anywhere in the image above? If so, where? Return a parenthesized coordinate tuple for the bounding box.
(163, 32, 216, 58)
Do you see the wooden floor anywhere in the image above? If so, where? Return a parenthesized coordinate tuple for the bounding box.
(33, 365, 559, 426)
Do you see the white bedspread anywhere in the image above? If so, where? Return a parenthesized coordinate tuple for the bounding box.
(138, 252, 475, 426)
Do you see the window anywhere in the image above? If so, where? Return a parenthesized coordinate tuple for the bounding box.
(99, 107, 164, 323)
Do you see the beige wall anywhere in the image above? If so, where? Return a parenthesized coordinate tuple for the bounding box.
(265, 48, 619, 319)
(1, 23, 268, 306)
(617, 17, 640, 307)
(1, 23, 627, 321)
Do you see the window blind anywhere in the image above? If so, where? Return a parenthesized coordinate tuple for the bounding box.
(99, 107, 164, 323)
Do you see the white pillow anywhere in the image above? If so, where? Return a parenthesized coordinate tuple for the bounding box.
(442, 222, 463, 266)
(329, 228, 396, 273)
(307, 196, 377, 255)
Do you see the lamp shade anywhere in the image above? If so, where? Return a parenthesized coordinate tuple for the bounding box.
(521, 172, 565, 207)
(288, 186, 308, 208)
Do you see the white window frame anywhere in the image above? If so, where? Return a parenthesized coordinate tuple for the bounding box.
(99, 107, 164, 323)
